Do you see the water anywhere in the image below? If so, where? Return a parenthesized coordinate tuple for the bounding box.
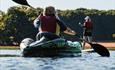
(0, 50, 115, 70)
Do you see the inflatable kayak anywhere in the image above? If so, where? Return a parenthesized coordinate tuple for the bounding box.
(20, 38, 82, 57)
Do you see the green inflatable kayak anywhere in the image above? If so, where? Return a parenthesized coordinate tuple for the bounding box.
(20, 38, 82, 57)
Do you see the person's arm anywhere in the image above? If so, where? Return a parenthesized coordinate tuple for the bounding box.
(33, 14, 43, 28)
(64, 27, 76, 35)
(83, 22, 86, 28)
(33, 18, 40, 28)
(57, 19, 76, 35)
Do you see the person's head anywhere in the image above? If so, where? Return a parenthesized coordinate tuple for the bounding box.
(84, 16, 91, 22)
(43, 6, 56, 16)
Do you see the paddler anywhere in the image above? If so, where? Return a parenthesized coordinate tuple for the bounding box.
(33, 6, 76, 41)
(82, 16, 93, 49)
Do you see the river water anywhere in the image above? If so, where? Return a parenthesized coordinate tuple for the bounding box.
(0, 49, 115, 70)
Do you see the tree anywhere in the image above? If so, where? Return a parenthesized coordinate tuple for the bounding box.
(0, 6, 115, 45)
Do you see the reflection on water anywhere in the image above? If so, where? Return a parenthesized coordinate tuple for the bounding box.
(0, 50, 115, 70)
(0, 49, 21, 57)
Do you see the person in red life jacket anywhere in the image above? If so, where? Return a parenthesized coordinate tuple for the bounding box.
(33, 6, 76, 42)
(82, 16, 93, 49)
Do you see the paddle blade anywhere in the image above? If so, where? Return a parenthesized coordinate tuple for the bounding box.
(12, 0, 30, 6)
(90, 43, 110, 57)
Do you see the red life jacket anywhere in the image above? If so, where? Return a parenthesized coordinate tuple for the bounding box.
(39, 15, 57, 33)
(84, 21, 92, 29)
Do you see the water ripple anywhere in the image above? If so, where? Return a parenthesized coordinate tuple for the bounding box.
(0, 50, 115, 70)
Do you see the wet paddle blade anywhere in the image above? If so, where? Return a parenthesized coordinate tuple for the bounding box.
(75, 34, 110, 57)
(90, 43, 110, 57)
(12, 0, 31, 6)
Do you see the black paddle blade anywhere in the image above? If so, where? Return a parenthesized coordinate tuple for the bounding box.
(12, 0, 30, 6)
(90, 43, 110, 57)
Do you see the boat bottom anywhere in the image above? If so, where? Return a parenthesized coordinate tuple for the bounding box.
(22, 47, 82, 57)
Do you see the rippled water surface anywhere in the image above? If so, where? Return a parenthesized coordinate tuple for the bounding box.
(0, 50, 115, 70)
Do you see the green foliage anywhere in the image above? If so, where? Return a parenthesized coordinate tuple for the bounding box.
(0, 11, 6, 30)
(0, 6, 115, 45)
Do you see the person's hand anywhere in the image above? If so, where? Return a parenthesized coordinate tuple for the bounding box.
(64, 27, 76, 35)
(70, 30, 76, 35)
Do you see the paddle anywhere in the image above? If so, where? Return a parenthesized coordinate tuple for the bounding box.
(12, 0, 32, 7)
(75, 34, 110, 57)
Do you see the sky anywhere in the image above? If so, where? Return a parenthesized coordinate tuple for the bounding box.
(0, 0, 115, 12)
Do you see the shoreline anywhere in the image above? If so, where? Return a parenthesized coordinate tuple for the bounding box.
(0, 42, 115, 50)
(83, 42, 115, 50)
